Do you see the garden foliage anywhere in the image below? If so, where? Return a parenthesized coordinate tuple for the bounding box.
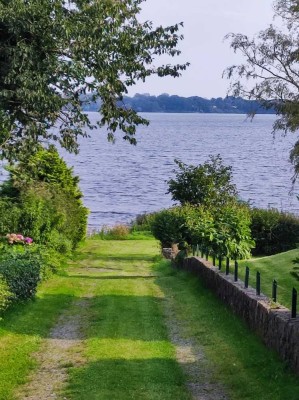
(155, 156, 254, 259)
(0, 146, 88, 251)
(250, 208, 299, 255)
(0, 276, 12, 313)
(151, 203, 254, 260)
(0, 250, 42, 301)
(167, 155, 237, 207)
(0, 147, 89, 310)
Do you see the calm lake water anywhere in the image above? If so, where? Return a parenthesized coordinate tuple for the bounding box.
(60, 112, 299, 229)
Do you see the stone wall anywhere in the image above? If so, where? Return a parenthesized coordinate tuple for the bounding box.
(180, 256, 299, 376)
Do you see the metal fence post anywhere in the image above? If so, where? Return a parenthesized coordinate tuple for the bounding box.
(256, 272, 261, 296)
(212, 254, 216, 266)
(234, 261, 238, 282)
(244, 266, 249, 289)
(272, 280, 277, 303)
(226, 257, 229, 275)
(218, 255, 222, 270)
(291, 288, 297, 319)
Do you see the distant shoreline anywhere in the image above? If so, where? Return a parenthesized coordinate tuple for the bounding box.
(82, 94, 276, 115)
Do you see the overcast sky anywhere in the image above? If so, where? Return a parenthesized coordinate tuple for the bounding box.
(128, 0, 277, 98)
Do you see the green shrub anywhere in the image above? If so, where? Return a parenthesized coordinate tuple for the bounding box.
(130, 212, 157, 232)
(151, 203, 254, 259)
(167, 155, 237, 207)
(250, 208, 299, 255)
(0, 276, 12, 313)
(0, 147, 88, 251)
(150, 207, 187, 247)
(214, 203, 254, 259)
(0, 199, 21, 235)
(181, 204, 215, 249)
(0, 250, 42, 301)
(46, 230, 73, 255)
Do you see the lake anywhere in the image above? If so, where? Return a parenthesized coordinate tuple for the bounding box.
(61, 112, 299, 230)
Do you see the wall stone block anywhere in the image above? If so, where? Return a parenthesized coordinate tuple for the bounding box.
(180, 256, 299, 375)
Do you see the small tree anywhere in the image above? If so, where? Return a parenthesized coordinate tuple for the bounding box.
(167, 155, 237, 208)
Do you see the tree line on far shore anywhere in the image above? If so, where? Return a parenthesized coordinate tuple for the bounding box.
(82, 94, 276, 114)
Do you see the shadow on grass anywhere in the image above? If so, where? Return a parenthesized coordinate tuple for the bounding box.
(67, 275, 158, 280)
(154, 265, 299, 400)
(2, 293, 168, 342)
(73, 253, 156, 262)
(0, 294, 75, 339)
(65, 358, 189, 400)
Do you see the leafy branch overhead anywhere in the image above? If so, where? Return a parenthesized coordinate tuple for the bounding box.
(224, 0, 299, 179)
(0, 0, 188, 161)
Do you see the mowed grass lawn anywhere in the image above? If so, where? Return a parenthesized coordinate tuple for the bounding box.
(239, 249, 299, 308)
(0, 238, 298, 400)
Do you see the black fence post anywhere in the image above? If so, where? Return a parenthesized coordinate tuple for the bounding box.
(291, 288, 297, 319)
(256, 272, 261, 296)
(201, 248, 204, 258)
(192, 245, 195, 256)
(234, 261, 238, 282)
(226, 257, 229, 275)
(272, 280, 277, 303)
(244, 266, 249, 289)
(196, 244, 199, 257)
(212, 254, 216, 266)
(218, 255, 222, 271)
(205, 249, 209, 261)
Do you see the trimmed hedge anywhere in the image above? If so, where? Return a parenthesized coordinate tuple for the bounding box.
(250, 208, 299, 255)
(0, 250, 43, 301)
(0, 276, 12, 313)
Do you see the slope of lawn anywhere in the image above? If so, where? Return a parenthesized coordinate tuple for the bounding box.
(238, 249, 299, 308)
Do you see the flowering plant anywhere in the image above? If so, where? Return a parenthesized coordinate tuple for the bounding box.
(6, 233, 33, 245)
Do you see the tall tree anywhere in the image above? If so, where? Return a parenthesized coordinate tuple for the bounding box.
(0, 0, 188, 161)
(224, 0, 299, 179)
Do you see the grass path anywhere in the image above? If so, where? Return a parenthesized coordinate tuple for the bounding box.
(0, 239, 298, 399)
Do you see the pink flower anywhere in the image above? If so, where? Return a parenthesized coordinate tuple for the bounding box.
(24, 237, 33, 245)
(5, 233, 33, 245)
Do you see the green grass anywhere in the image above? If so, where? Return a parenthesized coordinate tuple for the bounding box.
(64, 239, 191, 400)
(238, 249, 299, 308)
(154, 259, 299, 400)
(0, 239, 298, 400)
(91, 228, 154, 241)
(0, 276, 88, 400)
